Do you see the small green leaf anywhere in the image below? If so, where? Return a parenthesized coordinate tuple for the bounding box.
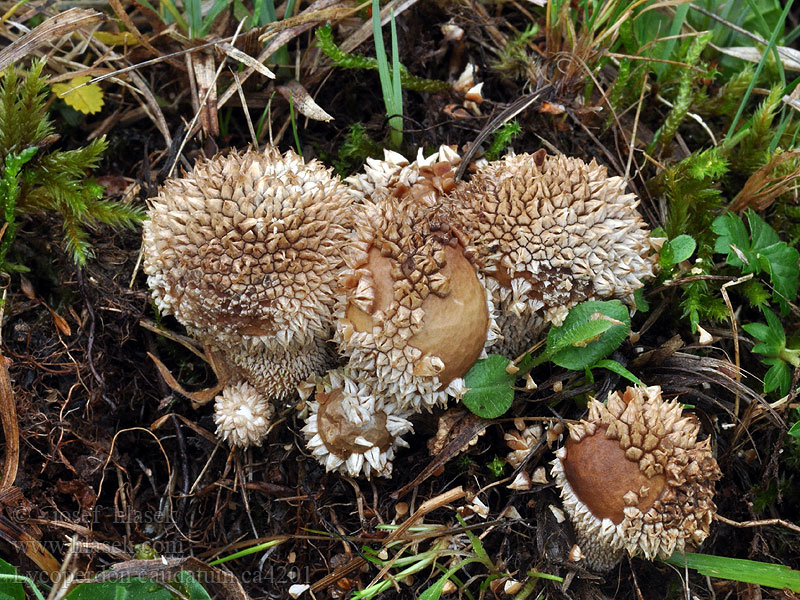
(762, 359, 790, 396)
(462, 354, 517, 418)
(547, 301, 631, 371)
(633, 288, 650, 312)
(591, 359, 644, 386)
(713, 212, 752, 269)
(660, 234, 696, 267)
(789, 418, 800, 439)
(742, 322, 771, 342)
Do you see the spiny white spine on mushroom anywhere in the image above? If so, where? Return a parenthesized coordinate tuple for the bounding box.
(214, 381, 275, 447)
(450, 153, 656, 357)
(347, 146, 463, 201)
(301, 371, 414, 478)
(229, 337, 336, 403)
(505, 422, 544, 469)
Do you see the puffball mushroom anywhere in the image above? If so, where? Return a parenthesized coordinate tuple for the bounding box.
(301, 370, 414, 478)
(335, 146, 496, 412)
(214, 381, 275, 447)
(448, 150, 657, 356)
(142, 146, 351, 445)
(551, 385, 721, 571)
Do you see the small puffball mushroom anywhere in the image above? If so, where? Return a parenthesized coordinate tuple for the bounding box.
(142, 147, 352, 421)
(447, 150, 657, 356)
(551, 385, 721, 571)
(301, 370, 413, 478)
(336, 146, 496, 412)
(214, 381, 275, 447)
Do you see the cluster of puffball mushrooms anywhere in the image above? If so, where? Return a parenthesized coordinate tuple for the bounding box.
(142, 144, 721, 568)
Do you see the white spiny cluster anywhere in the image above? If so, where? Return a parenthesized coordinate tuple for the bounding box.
(143, 147, 350, 448)
(301, 370, 414, 478)
(144, 144, 662, 483)
(214, 381, 275, 448)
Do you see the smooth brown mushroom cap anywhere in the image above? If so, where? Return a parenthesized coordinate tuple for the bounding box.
(562, 427, 666, 524)
(551, 385, 721, 570)
(345, 244, 488, 387)
(335, 146, 495, 411)
(301, 370, 414, 478)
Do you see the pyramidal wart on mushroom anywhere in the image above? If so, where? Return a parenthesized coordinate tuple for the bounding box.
(142, 146, 351, 446)
(447, 150, 657, 356)
(550, 385, 721, 571)
(334, 146, 498, 413)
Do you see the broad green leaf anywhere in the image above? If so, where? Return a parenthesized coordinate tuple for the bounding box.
(761, 308, 787, 345)
(462, 354, 517, 418)
(547, 301, 631, 371)
(52, 76, 104, 115)
(0, 558, 25, 600)
(746, 209, 780, 250)
(759, 241, 799, 311)
(65, 572, 211, 599)
(663, 552, 800, 592)
(633, 288, 650, 312)
(789, 416, 800, 439)
(713, 212, 752, 269)
(742, 322, 771, 342)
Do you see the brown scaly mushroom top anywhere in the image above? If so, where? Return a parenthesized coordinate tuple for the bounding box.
(143, 147, 351, 445)
(550, 385, 721, 571)
(335, 146, 497, 412)
(447, 150, 657, 356)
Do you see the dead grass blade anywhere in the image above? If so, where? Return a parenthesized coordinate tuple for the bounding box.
(105, 0, 170, 67)
(216, 42, 275, 80)
(0, 8, 103, 71)
(310, 487, 466, 594)
(729, 151, 800, 212)
(73, 556, 247, 599)
(0, 351, 18, 489)
(147, 352, 229, 409)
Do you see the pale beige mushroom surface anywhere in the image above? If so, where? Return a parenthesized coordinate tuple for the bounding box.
(447, 150, 657, 356)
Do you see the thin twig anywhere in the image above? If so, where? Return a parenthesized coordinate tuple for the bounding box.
(715, 513, 800, 536)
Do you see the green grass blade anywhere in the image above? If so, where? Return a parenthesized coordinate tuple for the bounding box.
(664, 552, 800, 592)
(726, 0, 793, 139)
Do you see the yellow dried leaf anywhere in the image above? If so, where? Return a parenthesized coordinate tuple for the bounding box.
(93, 31, 138, 46)
(52, 76, 104, 115)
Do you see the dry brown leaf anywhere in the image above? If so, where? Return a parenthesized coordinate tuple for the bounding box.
(0, 8, 103, 71)
(0, 352, 18, 489)
(277, 80, 334, 122)
(729, 151, 800, 212)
